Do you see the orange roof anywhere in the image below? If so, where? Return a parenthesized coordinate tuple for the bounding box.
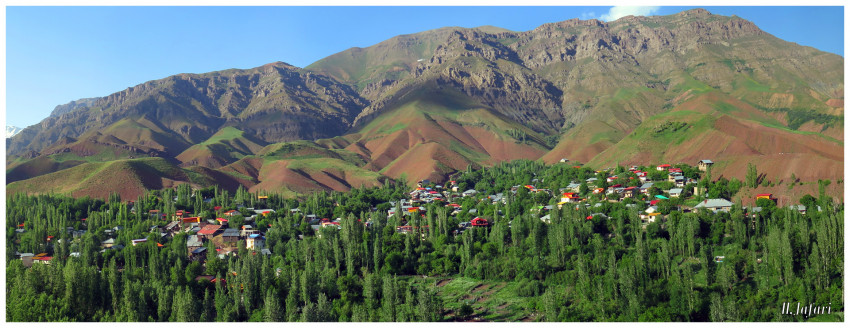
(198, 225, 222, 235)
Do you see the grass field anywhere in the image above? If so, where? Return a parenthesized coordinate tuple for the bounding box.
(402, 275, 542, 322)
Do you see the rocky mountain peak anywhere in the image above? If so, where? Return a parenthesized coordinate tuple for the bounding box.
(677, 8, 714, 17)
(50, 97, 100, 117)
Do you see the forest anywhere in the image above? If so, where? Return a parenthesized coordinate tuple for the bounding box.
(5, 160, 844, 322)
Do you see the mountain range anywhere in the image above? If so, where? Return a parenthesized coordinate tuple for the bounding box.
(6, 9, 844, 203)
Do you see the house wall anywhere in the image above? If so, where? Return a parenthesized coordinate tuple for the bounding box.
(21, 256, 33, 268)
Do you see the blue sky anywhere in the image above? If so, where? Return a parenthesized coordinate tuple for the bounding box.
(4, 6, 845, 128)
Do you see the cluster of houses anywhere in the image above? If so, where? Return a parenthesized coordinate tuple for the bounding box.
(177, 211, 270, 262)
(18, 253, 53, 267)
(409, 183, 446, 203)
(87, 206, 274, 265)
(15, 159, 822, 268)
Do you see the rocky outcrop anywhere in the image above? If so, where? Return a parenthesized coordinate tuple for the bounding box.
(49, 97, 100, 117)
(8, 62, 368, 157)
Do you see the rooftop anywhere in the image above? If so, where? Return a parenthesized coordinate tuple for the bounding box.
(695, 198, 734, 208)
(198, 225, 222, 235)
(187, 235, 203, 247)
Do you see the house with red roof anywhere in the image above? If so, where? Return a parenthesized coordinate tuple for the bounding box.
(471, 217, 489, 227)
(560, 192, 581, 204)
(33, 256, 53, 265)
(656, 164, 672, 171)
(175, 210, 191, 219)
(197, 224, 222, 241)
(322, 221, 341, 227)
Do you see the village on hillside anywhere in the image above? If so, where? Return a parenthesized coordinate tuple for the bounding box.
(12, 158, 820, 270)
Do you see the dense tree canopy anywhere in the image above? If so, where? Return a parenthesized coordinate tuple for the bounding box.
(5, 160, 844, 322)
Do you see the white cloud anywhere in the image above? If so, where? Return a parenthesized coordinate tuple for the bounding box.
(599, 6, 661, 22)
(581, 11, 597, 20)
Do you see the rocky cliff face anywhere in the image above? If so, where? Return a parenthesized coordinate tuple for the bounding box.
(347, 9, 803, 136)
(8, 62, 368, 158)
(50, 97, 100, 117)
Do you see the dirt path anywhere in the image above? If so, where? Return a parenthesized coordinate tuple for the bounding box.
(436, 278, 453, 287)
(471, 283, 489, 293)
(481, 282, 504, 296)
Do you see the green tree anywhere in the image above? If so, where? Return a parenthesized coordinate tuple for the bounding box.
(264, 289, 284, 322)
(746, 163, 758, 188)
